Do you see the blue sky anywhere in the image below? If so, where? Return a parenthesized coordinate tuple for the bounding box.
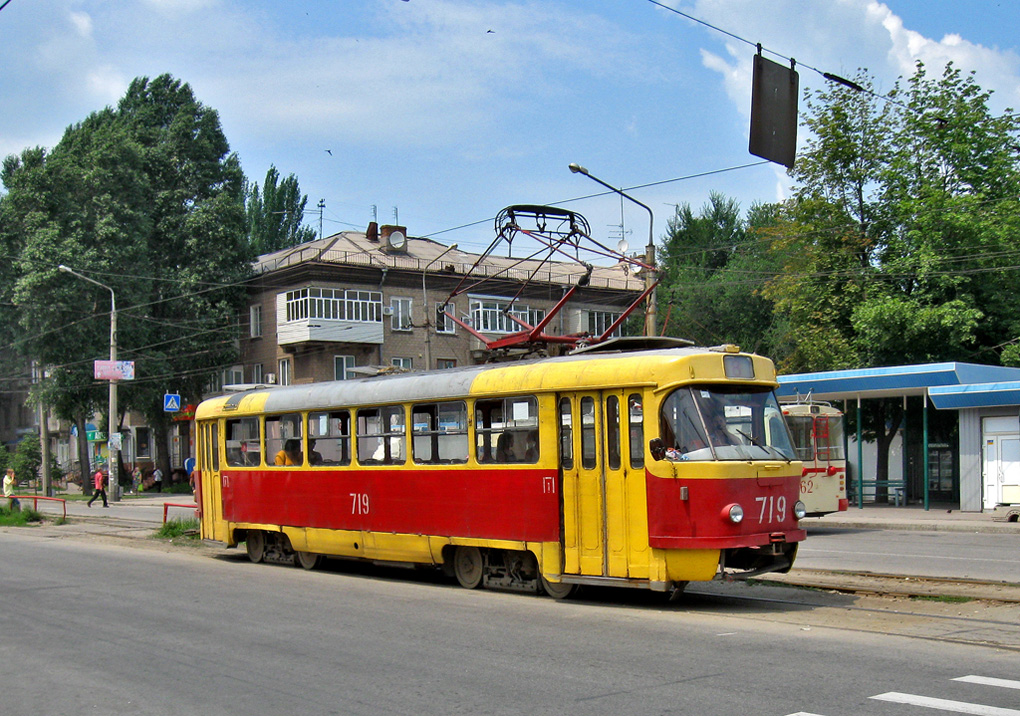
(2, 0, 1018, 257)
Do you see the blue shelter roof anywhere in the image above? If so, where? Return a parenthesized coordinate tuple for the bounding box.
(777, 362, 1020, 407)
(928, 382, 1020, 410)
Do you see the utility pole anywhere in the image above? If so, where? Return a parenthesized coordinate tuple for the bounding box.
(317, 199, 325, 239)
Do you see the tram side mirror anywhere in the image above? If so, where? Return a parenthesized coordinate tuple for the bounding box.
(649, 437, 666, 461)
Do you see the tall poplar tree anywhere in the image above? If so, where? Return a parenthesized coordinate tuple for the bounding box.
(245, 166, 317, 254)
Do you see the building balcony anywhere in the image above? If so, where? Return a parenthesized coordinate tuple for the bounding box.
(278, 319, 384, 346)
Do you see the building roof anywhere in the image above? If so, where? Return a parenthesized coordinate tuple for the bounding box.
(776, 362, 1020, 409)
(252, 231, 645, 293)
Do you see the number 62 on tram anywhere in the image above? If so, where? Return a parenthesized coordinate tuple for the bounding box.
(193, 340, 807, 598)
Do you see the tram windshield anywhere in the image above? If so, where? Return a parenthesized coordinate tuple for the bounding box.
(659, 386, 796, 461)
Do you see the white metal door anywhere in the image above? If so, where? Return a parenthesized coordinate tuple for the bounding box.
(982, 431, 1020, 508)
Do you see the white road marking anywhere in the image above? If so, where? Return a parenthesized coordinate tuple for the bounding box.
(954, 676, 1020, 691)
(871, 692, 1020, 715)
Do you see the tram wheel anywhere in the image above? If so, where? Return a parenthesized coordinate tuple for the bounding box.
(540, 575, 576, 600)
(453, 546, 483, 589)
(245, 531, 265, 563)
(295, 551, 321, 570)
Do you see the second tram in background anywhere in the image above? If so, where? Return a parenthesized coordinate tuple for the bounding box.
(782, 401, 848, 516)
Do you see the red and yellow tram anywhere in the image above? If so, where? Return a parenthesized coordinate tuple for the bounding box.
(194, 340, 807, 597)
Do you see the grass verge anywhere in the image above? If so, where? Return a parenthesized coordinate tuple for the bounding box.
(154, 517, 200, 540)
(0, 507, 43, 526)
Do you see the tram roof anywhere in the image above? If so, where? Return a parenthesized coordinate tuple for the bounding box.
(198, 343, 778, 418)
(777, 362, 1020, 408)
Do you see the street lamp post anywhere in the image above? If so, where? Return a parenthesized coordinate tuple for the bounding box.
(569, 163, 657, 337)
(421, 244, 458, 371)
(58, 265, 120, 502)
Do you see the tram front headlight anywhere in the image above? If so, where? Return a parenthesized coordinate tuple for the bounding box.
(793, 500, 807, 520)
(722, 503, 744, 524)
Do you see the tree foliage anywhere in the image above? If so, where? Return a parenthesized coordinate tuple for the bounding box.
(1, 74, 254, 476)
(764, 62, 1020, 375)
(757, 62, 1020, 484)
(657, 192, 788, 355)
(245, 166, 317, 254)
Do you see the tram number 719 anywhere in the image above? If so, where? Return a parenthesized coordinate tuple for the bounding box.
(755, 495, 787, 524)
(350, 493, 370, 515)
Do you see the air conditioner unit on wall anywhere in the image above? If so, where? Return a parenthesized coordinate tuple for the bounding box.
(382, 306, 394, 316)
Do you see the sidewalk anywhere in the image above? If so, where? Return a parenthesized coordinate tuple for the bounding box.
(802, 503, 1019, 534)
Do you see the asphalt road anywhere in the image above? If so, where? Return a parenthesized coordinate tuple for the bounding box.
(1, 529, 1018, 716)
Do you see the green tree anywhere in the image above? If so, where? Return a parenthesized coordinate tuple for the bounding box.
(245, 165, 317, 254)
(764, 62, 1020, 489)
(658, 192, 786, 355)
(2, 74, 254, 480)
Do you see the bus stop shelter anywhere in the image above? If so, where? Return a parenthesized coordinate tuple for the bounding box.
(776, 363, 1020, 511)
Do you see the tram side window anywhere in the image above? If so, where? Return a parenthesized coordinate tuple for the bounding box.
(580, 396, 597, 469)
(606, 395, 621, 470)
(266, 414, 303, 466)
(559, 397, 573, 469)
(225, 417, 260, 467)
(412, 401, 468, 464)
(628, 394, 644, 469)
(308, 411, 351, 466)
(476, 396, 539, 464)
(357, 406, 406, 465)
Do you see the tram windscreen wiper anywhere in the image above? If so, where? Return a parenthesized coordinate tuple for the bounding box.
(735, 429, 791, 462)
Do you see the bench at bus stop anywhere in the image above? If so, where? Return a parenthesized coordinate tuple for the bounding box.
(849, 479, 907, 506)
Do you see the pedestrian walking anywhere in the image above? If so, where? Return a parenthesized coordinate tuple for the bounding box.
(152, 466, 163, 492)
(3, 467, 20, 512)
(87, 467, 109, 508)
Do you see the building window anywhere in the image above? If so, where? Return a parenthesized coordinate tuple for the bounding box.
(278, 358, 291, 386)
(390, 297, 413, 331)
(249, 305, 262, 338)
(588, 310, 622, 338)
(435, 302, 456, 334)
(392, 357, 412, 371)
(223, 365, 243, 386)
(437, 359, 457, 370)
(285, 288, 382, 323)
(135, 427, 151, 458)
(252, 363, 263, 384)
(469, 297, 545, 334)
(335, 355, 356, 380)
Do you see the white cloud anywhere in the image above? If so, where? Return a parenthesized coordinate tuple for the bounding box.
(68, 11, 93, 37)
(691, 0, 1020, 115)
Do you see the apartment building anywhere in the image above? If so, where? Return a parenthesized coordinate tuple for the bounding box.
(234, 223, 647, 386)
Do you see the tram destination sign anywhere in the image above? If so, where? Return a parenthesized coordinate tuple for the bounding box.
(94, 360, 135, 380)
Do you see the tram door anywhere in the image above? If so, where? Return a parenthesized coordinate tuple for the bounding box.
(558, 391, 635, 578)
(198, 421, 226, 543)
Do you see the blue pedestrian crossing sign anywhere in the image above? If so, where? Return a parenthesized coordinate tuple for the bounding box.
(163, 393, 182, 412)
